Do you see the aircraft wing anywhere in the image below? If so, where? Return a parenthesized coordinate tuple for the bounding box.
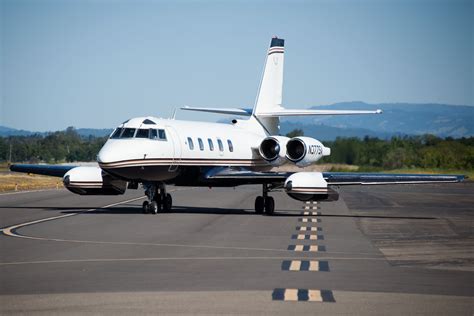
(9, 164, 76, 177)
(322, 172, 465, 185)
(181, 106, 253, 116)
(204, 167, 465, 185)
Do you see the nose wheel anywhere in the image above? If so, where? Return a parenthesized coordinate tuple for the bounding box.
(142, 183, 172, 214)
(254, 184, 275, 215)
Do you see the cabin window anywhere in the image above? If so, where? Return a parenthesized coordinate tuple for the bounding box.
(198, 138, 204, 151)
(149, 129, 158, 139)
(227, 139, 234, 152)
(110, 128, 123, 139)
(187, 137, 194, 150)
(121, 128, 136, 138)
(208, 138, 214, 151)
(158, 129, 167, 140)
(136, 129, 149, 138)
(217, 139, 224, 152)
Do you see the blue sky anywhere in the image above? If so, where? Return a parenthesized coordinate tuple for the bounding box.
(1, 0, 472, 131)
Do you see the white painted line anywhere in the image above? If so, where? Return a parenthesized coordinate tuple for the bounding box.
(0, 188, 66, 196)
(2, 196, 146, 239)
(0, 256, 384, 266)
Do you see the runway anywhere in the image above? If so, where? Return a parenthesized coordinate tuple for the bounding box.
(1, 183, 473, 315)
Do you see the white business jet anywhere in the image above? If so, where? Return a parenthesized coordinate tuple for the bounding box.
(10, 37, 464, 215)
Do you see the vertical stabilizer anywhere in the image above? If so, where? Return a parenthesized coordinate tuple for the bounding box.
(252, 37, 285, 135)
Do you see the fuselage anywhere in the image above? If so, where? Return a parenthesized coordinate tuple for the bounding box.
(97, 116, 272, 182)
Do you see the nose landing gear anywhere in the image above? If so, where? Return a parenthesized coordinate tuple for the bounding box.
(142, 182, 173, 214)
(254, 184, 275, 215)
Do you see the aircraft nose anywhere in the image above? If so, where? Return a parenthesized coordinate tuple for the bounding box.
(97, 142, 115, 164)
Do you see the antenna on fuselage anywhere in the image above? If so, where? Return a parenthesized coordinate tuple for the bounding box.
(171, 108, 177, 120)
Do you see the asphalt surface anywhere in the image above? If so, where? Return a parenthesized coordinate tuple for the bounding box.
(0, 183, 473, 315)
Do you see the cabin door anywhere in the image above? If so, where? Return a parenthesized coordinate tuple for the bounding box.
(166, 125, 182, 172)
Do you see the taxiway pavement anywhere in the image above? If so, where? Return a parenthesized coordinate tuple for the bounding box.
(1, 183, 473, 315)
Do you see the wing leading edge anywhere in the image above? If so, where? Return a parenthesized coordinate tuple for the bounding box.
(204, 167, 465, 185)
(323, 172, 465, 185)
(9, 164, 76, 177)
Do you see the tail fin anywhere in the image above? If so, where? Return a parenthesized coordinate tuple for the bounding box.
(181, 37, 382, 135)
(252, 37, 285, 134)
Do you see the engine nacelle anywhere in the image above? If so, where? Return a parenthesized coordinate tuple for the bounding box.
(259, 136, 290, 166)
(284, 172, 339, 202)
(63, 166, 127, 195)
(286, 137, 331, 167)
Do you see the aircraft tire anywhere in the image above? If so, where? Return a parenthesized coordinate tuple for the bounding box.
(264, 196, 275, 215)
(150, 201, 159, 214)
(164, 194, 172, 211)
(142, 201, 149, 214)
(255, 196, 264, 214)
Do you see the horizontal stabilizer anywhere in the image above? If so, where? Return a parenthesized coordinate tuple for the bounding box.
(257, 108, 383, 117)
(181, 106, 382, 117)
(181, 106, 252, 116)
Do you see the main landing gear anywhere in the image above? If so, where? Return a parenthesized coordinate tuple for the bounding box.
(142, 183, 172, 214)
(255, 184, 275, 215)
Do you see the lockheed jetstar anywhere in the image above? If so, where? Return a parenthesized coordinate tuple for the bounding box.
(10, 37, 465, 215)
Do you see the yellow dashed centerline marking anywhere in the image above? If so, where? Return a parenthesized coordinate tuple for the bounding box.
(272, 289, 335, 302)
(308, 290, 323, 301)
(282, 260, 329, 271)
(299, 218, 321, 223)
(289, 260, 301, 271)
(292, 234, 323, 240)
(302, 211, 321, 216)
(288, 245, 325, 252)
(297, 226, 322, 232)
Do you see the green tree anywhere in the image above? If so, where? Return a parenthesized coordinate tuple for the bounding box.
(285, 129, 304, 138)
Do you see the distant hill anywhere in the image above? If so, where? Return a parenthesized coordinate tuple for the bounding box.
(287, 102, 474, 139)
(0, 126, 113, 138)
(0, 126, 38, 137)
(75, 128, 113, 138)
(2, 102, 472, 140)
(280, 122, 398, 141)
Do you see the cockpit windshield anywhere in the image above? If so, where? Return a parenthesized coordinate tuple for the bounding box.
(110, 128, 123, 139)
(136, 129, 149, 138)
(109, 127, 167, 141)
(121, 128, 136, 138)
